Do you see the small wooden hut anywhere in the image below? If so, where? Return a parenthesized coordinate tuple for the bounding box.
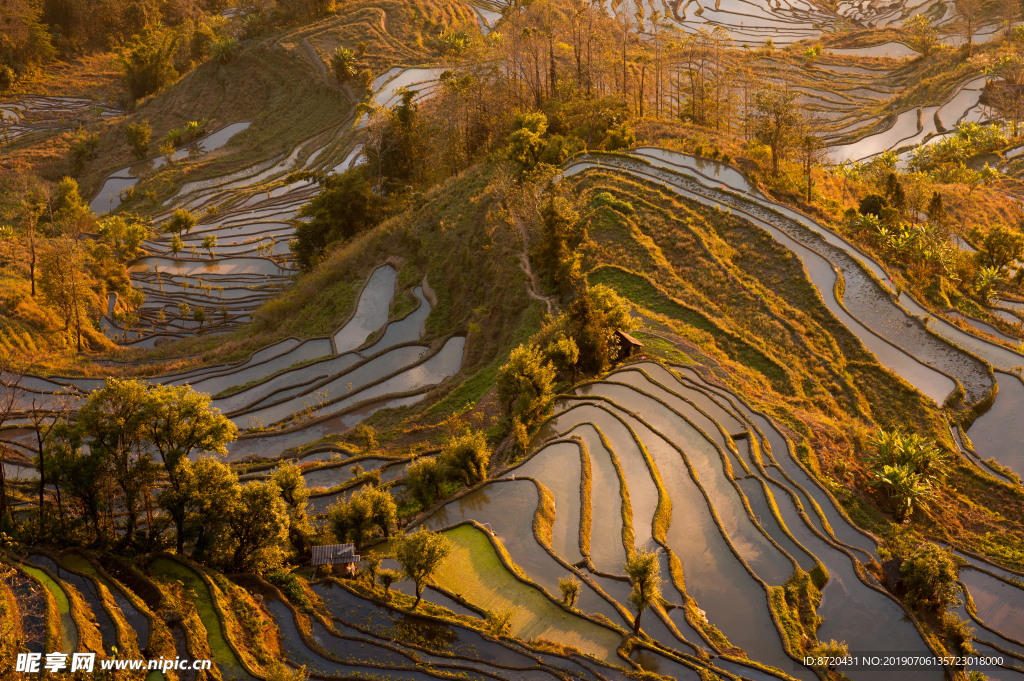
(312, 543, 361, 578)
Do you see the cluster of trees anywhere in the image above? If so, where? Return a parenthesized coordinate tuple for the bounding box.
(403, 432, 492, 509)
(0, 378, 316, 573)
(0, 178, 148, 350)
(843, 165, 1024, 307)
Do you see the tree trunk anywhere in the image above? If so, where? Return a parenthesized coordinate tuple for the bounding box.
(36, 424, 45, 540)
(414, 583, 423, 609)
(633, 608, 643, 635)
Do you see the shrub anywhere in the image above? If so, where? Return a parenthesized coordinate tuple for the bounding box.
(901, 543, 961, 612)
(592, 191, 634, 214)
(125, 120, 151, 160)
(120, 28, 179, 102)
(604, 123, 635, 151)
(0, 65, 15, 92)
(439, 431, 491, 485)
(858, 194, 887, 218)
(496, 344, 556, 426)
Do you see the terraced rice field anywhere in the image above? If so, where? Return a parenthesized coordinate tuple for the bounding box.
(7, 41, 1024, 679)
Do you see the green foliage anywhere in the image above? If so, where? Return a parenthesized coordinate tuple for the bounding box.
(165, 208, 197, 236)
(272, 461, 315, 557)
(858, 194, 887, 218)
(440, 431, 491, 485)
(361, 551, 384, 592)
(944, 614, 975, 655)
(624, 546, 661, 634)
(592, 191, 634, 214)
(394, 528, 453, 609)
(973, 223, 1024, 273)
(164, 119, 208, 147)
(562, 281, 638, 373)
(544, 333, 579, 377)
(508, 113, 549, 171)
(119, 27, 180, 102)
(329, 486, 397, 547)
(905, 13, 938, 55)
(264, 661, 309, 681)
(69, 130, 100, 175)
(292, 168, 386, 271)
(330, 47, 357, 84)
(75, 378, 160, 547)
(869, 428, 947, 484)
(52, 177, 92, 227)
(98, 216, 148, 260)
(901, 542, 961, 612)
(405, 456, 448, 508)
(535, 181, 586, 295)
(226, 479, 290, 572)
(558, 575, 581, 607)
(265, 569, 311, 611)
(379, 568, 403, 600)
(124, 120, 152, 160)
(604, 123, 635, 152)
(210, 37, 238, 64)
(496, 343, 556, 426)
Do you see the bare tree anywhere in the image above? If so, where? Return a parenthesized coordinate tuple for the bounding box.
(797, 112, 829, 203)
(751, 86, 801, 175)
(956, 0, 983, 54)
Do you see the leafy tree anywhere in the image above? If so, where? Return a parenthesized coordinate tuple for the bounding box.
(76, 378, 159, 549)
(193, 306, 207, 330)
(536, 182, 585, 295)
(972, 223, 1024, 273)
(559, 575, 581, 607)
(361, 551, 383, 592)
(170, 234, 184, 256)
(604, 122, 635, 151)
(272, 461, 315, 557)
(379, 568, 402, 600)
(69, 131, 100, 175)
(440, 432, 491, 485)
(98, 216, 148, 259)
(125, 120, 152, 160)
(901, 543, 961, 611)
(226, 480, 289, 572)
(165, 208, 197, 236)
(905, 14, 939, 55)
(751, 86, 800, 175)
(145, 383, 237, 552)
(292, 168, 384, 271)
(39, 238, 101, 350)
(624, 546, 661, 635)
(52, 177, 92, 228)
(497, 344, 556, 427)
(176, 457, 239, 561)
(120, 27, 180, 102)
(394, 528, 453, 609)
(545, 334, 579, 382)
(567, 282, 638, 373)
(508, 112, 549, 171)
(47, 422, 109, 542)
(330, 47, 357, 84)
(202, 233, 217, 258)
(405, 457, 447, 507)
(330, 486, 397, 547)
(211, 37, 237, 64)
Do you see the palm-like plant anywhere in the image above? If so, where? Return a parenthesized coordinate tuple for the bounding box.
(331, 47, 357, 84)
(867, 428, 946, 519)
(976, 265, 1005, 304)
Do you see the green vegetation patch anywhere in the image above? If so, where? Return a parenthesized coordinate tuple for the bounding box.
(431, 525, 623, 663)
